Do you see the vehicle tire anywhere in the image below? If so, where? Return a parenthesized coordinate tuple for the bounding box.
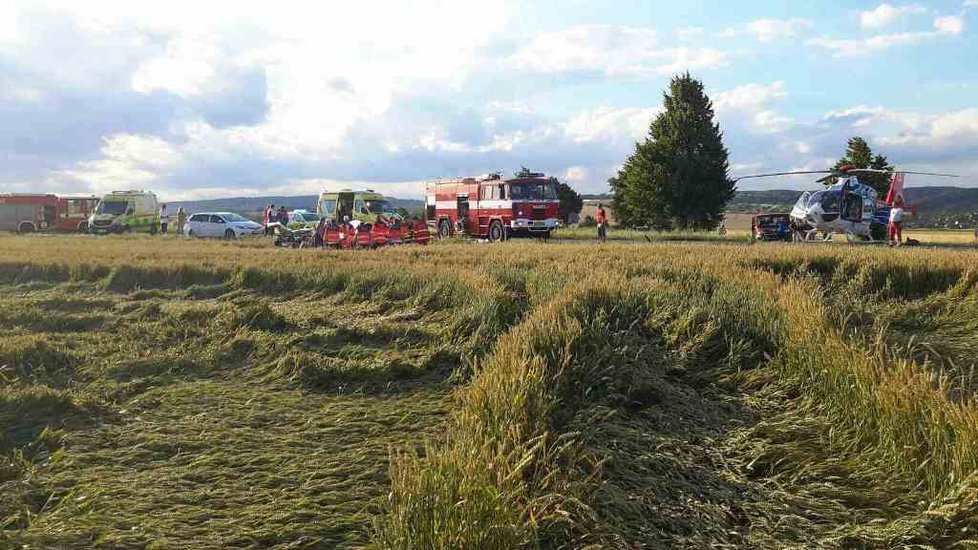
(77, 221, 88, 233)
(488, 220, 504, 242)
(225, 228, 236, 240)
(438, 219, 451, 239)
(17, 222, 35, 235)
(187, 229, 194, 238)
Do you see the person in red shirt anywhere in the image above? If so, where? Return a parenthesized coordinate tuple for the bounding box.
(595, 203, 607, 242)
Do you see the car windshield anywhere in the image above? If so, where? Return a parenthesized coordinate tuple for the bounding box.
(364, 200, 392, 214)
(299, 212, 320, 222)
(95, 200, 128, 215)
(510, 181, 557, 200)
(223, 213, 249, 222)
(760, 215, 788, 227)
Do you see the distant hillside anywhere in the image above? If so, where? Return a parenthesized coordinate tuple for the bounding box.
(167, 195, 425, 216)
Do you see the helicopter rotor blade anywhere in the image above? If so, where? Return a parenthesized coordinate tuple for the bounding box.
(846, 168, 959, 177)
(896, 171, 960, 178)
(732, 170, 832, 182)
(845, 169, 891, 175)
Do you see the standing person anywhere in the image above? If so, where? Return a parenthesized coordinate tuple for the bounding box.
(277, 206, 289, 226)
(176, 207, 187, 235)
(159, 204, 169, 234)
(888, 196, 905, 246)
(595, 203, 608, 243)
(264, 203, 275, 236)
(314, 217, 326, 248)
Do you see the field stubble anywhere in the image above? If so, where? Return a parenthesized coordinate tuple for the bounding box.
(1, 234, 978, 548)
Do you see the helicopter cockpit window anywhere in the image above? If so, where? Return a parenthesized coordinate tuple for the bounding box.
(805, 191, 824, 209)
(794, 191, 811, 211)
(820, 191, 840, 213)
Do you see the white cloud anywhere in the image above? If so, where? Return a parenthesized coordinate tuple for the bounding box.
(675, 26, 704, 41)
(0, 2, 17, 42)
(562, 166, 590, 184)
(507, 25, 728, 77)
(878, 108, 978, 147)
(751, 111, 793, 134)
(859, 4, 927, 30)
(746, 18, 813, 41)
(130, 33, 224, 97)
(730, 162, 764, 173)
(811, 13, 964, 57)
(715, 27, 739, 39)
(55, 134, 184, 195)
(823, 105, 925, 130)
(712, 81, 793, 134)
(562, 106, 659, 144)
(963, 0, 978, 8)
(713, 81, 788, 113)
(934, 15, 965, 35)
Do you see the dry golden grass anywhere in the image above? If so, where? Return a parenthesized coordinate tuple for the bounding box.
(2, 234, 978, 547)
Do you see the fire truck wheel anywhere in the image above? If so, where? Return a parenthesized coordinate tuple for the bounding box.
(17, 222, 35, 234)
(488, 220, 504, 242)
(149, 224, 157, 235)
(438, 219, 451, 239)
(224, 228, 236, 240)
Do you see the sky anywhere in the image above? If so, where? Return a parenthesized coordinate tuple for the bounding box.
(1, 0, 977, 200)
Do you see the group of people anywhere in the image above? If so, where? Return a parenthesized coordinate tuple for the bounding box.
(158, 204, 187, 235)
(262, 204, 290, 235)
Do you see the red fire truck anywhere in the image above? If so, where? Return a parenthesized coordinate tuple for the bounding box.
(0, 194, 100, 233)
(425, 172, 560, 241)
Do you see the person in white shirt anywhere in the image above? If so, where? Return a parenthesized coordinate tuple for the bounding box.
(888, 196, 905, 245)
(160, 204, 169, 234)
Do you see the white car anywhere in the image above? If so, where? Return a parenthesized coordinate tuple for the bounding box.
(184, 212, 263, 239)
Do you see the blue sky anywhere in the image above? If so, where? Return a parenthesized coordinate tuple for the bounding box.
(1, 0, 976, 200)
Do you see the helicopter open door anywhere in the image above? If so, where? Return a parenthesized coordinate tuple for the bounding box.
(839, 182, 863, 223)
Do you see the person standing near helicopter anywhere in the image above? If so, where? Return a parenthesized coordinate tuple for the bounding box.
(888, 196, 905, 245)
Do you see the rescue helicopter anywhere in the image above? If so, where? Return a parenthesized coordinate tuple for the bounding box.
(734, 166, 959, 241)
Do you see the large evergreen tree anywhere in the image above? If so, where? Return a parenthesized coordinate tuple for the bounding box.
(610, 73, 734, 230)
(831, 137, 893, 195)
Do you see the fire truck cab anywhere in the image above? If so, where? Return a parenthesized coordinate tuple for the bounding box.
(425, 172, 560, 241)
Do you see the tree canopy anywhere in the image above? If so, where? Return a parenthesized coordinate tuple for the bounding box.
(832, 137, 893, 195)
(610, 73, 734, 230)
